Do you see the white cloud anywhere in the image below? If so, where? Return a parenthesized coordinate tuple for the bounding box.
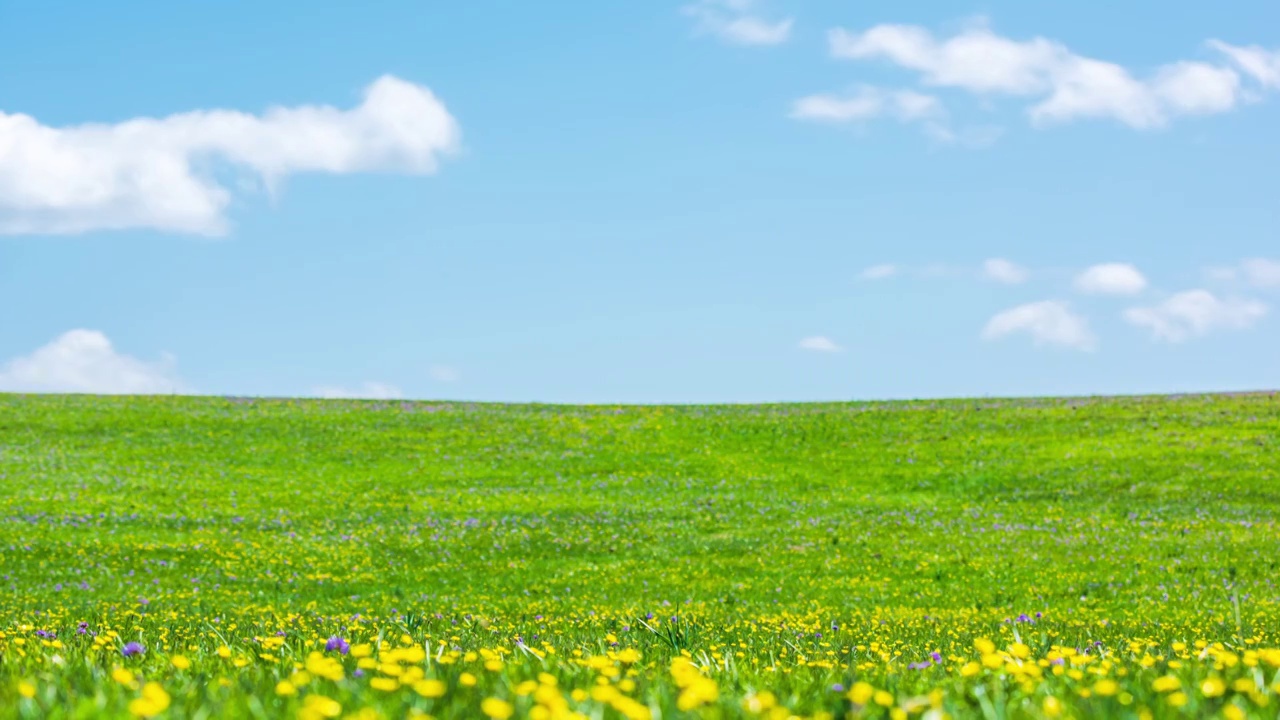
(982, 257, 1029, 284)
(1205, 258, 1280, 288)
(683, 0, 792, 46)
(827, 21, 1275, 129)
(798, 336, 843, 353)
(1124, 290, 1267, 342)
(428, 365, 460, 383)
(0, 330, 186, 394)
(981, 300, 1096, 351)
(791, 86, 943, 123)
(1242, 258, 1280, 288)
(312, 381, 404, 400)
(1074, 263, 1148, 296)
(0, 75, 460, 236)
(1208, 40, 1280, 88)
(858, 263, 899, 280)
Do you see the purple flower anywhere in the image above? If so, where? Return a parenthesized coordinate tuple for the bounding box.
(1016, 613, 1032, 623)
(325, 636, 349, 654)
(35, 630, 54, 639)
(931, 651, 943, 663)
(122, 642, 145, 657)
(908, 661, 931, 670)
(353, 668, 365, 678)
(831, 683, 845, 693)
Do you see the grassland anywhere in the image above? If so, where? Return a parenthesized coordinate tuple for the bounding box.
(1, 392, 1278, 719)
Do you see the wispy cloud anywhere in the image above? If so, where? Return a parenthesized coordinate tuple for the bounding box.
(982, 258, 1029, 284)
(428, 365, 460, 383)
(1124, 290, 1267, 342)
(858, 263, 899, 280)
(312, 381, 404, 400)
(981, 301, 1096, 351)
(1206, 258, 1280, 289)
(798, 336, 843, 353)
(683, 0, 792, 47)
(0, 330, 186, 394)
(0, 76, 460, 236)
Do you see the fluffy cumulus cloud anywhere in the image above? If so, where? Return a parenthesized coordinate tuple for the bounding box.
(982, 258, 1029, 284)
(682, 0, 792, 46)
(0, 330, 186, 394)
(981, 301, 1096, 351)
(798, 336, 843, 353)
(1074, 263, 1148, 296)
(0, 75, 460, 236)
(825, 20, 1278, 129)
(311, 381, 405, 400)
(1124, 290, 1267, 342)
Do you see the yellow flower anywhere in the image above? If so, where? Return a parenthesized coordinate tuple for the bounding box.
(276, 681, 298, 696)
(616, 648, 642, 664)
(350, 644, 373, 658)
(974, 638, 995, 655)
(1167, 692, 1188, 708)
(1223, 705, 1245, 720)
(112, 668, 138, 688)
(960, 661, 981, 677)
(18, 681, 36, 699)
(370, 677, 398, 692)
(1042, 696, 1062, 718)
(481, 698, 514, 720)
(874, 690, 894, 707)
(1152, 675, 1180, 692)
(128, 682, 171, 718)
(515, 681, 538, 696)
(847, 682, 874, 705)
(301, 694, 342, 719)
(743, 691, 777, 713)
(1093, 679, 1118, 697)
(1201, 677, 1226, 698)
(414, 679, 447, 698)
(171, 655, 191, 670)
(1009, 643, 1031, 660)
(460, 672, 477, 687)
(216, 646, 231, 659)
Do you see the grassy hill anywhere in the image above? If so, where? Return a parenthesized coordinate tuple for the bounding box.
(1, 392, 1278, 718)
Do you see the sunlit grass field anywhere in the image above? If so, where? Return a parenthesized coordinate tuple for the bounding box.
(2, 392, 1278, 719)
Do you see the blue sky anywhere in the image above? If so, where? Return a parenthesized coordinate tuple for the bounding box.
(1, 0, 1278, 403)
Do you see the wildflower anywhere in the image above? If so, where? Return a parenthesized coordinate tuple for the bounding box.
(301, 694, 342, 720)
(275, 680, 298, 696)
(1093, 679, 1118, 696)
(481, 698, 514, 720)
(122, 642, 145, 658)
(18, 681, 36, 699)
(1152, 675, 1180, 692)
(848, 682, 875, 704)
(170, 655, 191, 670)
(1200, 676, 1226, 698)
(414, 679, 446, 698)
(127, 682, 170, 718)
(325, 636, 350, 654)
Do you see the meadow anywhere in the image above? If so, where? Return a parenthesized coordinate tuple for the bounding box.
(1, 392, 1278, 719)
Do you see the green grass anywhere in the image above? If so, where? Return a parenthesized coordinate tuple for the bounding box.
(1, 392, 1278, 719)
